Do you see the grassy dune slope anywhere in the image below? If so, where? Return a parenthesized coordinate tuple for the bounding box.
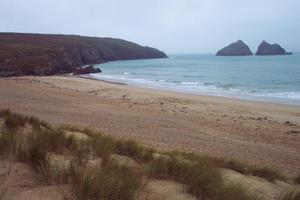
(0, 109, 299, 200)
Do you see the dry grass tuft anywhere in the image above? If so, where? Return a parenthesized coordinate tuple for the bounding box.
(68, 159, 143, 200)
(15, 131, 50, 172)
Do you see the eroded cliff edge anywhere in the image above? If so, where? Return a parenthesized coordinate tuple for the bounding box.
(0, 33, 167, 77)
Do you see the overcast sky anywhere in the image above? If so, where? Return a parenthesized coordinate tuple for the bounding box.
(1, 0, 299, 54)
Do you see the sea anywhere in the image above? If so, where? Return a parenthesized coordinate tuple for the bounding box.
(87, 54, 300, 105)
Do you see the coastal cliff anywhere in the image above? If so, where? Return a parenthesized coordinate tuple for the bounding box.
(216, 40, 253, 56)
(256, 41, 291, 55)
(0, 33, 167, 77)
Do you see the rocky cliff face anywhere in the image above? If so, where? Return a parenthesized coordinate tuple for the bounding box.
(256, 41, 289, 55)
(216, 40, 253, 56)
(0, 33, 167, 77)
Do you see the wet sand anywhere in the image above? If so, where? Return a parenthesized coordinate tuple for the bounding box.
(0, 76, 299, 175)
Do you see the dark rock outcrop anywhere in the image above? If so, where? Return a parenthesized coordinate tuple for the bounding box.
(73, 65, 102, 75)
(0, 33, 167, 77)
(256, 41, 291, 55)
(216, 40, 253, 56)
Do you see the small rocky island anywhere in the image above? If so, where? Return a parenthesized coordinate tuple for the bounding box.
(216, 40, 253, 56)
(256, 41, 292, 55)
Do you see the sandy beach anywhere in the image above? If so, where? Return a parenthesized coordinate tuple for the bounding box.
(0, 76, 299, 175)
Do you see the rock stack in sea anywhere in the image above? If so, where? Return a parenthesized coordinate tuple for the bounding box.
(216, 40, 253, 56)
(216, 40, 292, 56)
(255, 41, 292, 55)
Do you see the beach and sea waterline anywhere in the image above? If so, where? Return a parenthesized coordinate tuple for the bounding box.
(86, 54, 300, 105)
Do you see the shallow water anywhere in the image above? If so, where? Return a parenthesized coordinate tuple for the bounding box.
(90, 54, 300, 105)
